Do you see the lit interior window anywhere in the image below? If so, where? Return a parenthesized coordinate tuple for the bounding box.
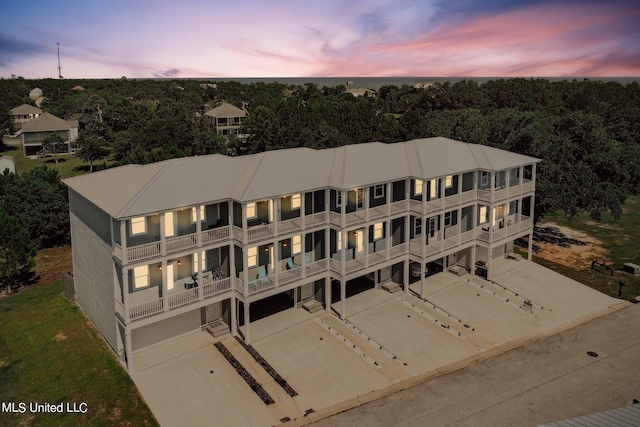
(246, 202, 256, 218)
(133, 265, 149, 289)
(292, 235, 302, 254)
(191, 205, 205, 222)
(248, 247, 257, 267)
(291, 194, 301, 209)
(131, 216, 146, 235)
(374, 222, 383, 240)
(414, 180, 423, 195)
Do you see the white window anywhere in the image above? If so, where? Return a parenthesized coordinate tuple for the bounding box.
(191, 205, 205, 223)
(414, 218, 422, 236)
(246, 202, 256, 219)
(374, 185, 385, 199)
(481, 171, 489, 186)
(131, 216, 146, 235)
(292, 235, 302, 254)
(337, 231, 343, 250)
(133, 265, 149, 289)
(164, 211, 175, 238)
(356, 188, 365, 209)
(291, 194, 301, 209)
(445, 176, 453, 189)
(335, 191, 342, 208)
(193, 251, 206, 273)
(373, 222, 383, 240)
(444, 212, 452, 227)
(430, 180, 438, 198)
(414, 180, 423, 195)
(247, 247, 258, 267)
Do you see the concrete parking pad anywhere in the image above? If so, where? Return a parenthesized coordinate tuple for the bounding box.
(131, 260, 625, 427)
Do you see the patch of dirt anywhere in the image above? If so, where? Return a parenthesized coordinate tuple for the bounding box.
(0, 359, 7, 368)
(33, 246, 73, 286)
(54, 331, 67, 341)
(535, 222, 607, 269)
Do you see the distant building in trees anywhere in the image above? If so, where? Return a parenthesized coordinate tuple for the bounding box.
(9, 104, 42, 133)
(204, 102, 246, 135)
(16, 112, 79, 157)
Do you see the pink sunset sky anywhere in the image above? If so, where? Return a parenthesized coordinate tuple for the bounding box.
(1, 0, 639, 79)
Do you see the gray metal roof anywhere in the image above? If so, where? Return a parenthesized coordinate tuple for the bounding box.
(203, 102, 246, 118)
(64, 137, 540, 219)
(10, 104, 42, 115)
(539, 403, 640, 427)
(17, 112, 78, 133)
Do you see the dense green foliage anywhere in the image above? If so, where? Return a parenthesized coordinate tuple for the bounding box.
(1, 76, 639, 222)
(0, 210, 36, 291)
(0, 166, 69, 250)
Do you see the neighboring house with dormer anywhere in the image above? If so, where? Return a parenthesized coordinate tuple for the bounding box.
(204, 102, 246, 135)
(10, 104, 43, 133)
(16, 112, 79, 157)
(63, 137, 539, 374)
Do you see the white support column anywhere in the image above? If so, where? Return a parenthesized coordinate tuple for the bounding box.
(487, 248, 493, 281)
(125, 326, 134, 374)
(120, 221, 128, 265)
(340, 279, 346, 320)
(196, 206, 202, 247)
(403, 260, 409, 293)
(162, 259, 169, 312)
(325, 277, 332, 313)
(123, 267, 130, 321)
(528, 231, 533, 261)
(386, 182, 392, 216)
(241, 204, 248, 244)
(243, 247, 249, 297)
(420, 262, 426, 299)
(301, 193, 306, 230)
(227, 202, 233, 230)
(230, 296, 238, 337)
(160, 213, 167, 256)
(471, 245, 477, 277)
(244, 302, 251, 345)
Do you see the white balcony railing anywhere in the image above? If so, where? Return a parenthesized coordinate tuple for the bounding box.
(168, 287, 199, 308)
(203, 277, 232, 297)
(166, 234, 197, 253)
(202, 225, 230, 244)
(130, 298, 163, 320)
(279, 217, 302, 234)
(127, 241, 161, 262)
(247, 223, 274, 242)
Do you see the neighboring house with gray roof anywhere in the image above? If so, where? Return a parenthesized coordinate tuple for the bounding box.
(204, 102, 246, 135)
(16, 112, 79, 157)
(10, 104, 42, 132)
(64, 137, 540, 374)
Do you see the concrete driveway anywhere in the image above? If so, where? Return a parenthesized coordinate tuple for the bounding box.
(131, 259, 626, 427)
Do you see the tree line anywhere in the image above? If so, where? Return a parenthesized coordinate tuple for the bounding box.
(0, 76, 639, 253)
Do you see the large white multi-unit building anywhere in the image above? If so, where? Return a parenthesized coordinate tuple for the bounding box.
(64, 137, 539, 373)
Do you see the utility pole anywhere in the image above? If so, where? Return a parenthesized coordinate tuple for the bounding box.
(57, 42, 63, 79)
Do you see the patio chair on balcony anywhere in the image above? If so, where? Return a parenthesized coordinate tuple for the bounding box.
(286, 258, 299, 270)
(256, 267, 267, 280)
(185, 273, 199, 289)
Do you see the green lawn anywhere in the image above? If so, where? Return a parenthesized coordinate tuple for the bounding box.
(521, 195, 640, 300)
(0, 282, 158, 427)
(2, 144, 112, 179)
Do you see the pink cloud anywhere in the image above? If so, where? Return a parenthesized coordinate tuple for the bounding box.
(314, 2, 640, 77)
